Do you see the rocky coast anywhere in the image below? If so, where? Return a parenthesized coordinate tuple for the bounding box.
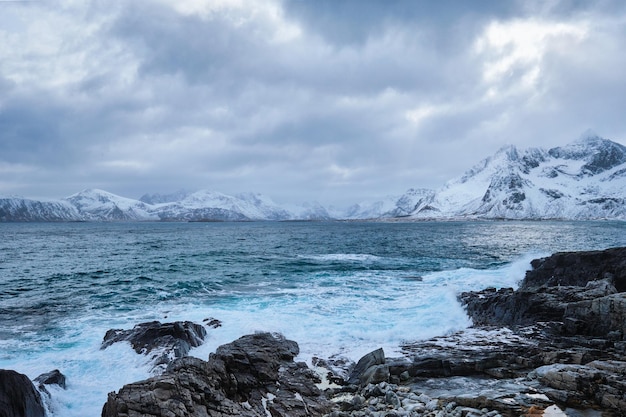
(2, 247, 626, 417)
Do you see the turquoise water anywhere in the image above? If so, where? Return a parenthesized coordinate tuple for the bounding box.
(0, 220, 625, 416)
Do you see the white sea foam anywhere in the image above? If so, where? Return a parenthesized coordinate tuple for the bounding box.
(173, 253, 542, 363)
(420, 251, 544, 291)
(301, 253, 384, 262)
(3, 331, 152, 417)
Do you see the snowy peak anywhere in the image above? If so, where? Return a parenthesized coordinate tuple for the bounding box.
(342, 188, 436, 219)
(406, 135, 626, 220)
(0, 197, 80, 222)
(283, 201, 334, 220)
(65, 189, 156, 221)
(388, 188, 436, 217)
(139, 190, 191, 205)
(157, 190, 292, 221)
(547, 136, 626, 176)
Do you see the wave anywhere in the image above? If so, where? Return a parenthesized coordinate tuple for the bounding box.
(178, 252, 546, 364)
(300, 253, 385, 262)
(420, 251, 546, 292)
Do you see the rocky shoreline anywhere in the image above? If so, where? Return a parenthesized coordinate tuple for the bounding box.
(2, 247, 626, 417)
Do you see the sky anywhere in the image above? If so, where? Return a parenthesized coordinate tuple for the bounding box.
(1, 0, 626, 207)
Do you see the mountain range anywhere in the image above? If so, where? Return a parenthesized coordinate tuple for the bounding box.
(1, 133, 625, 221)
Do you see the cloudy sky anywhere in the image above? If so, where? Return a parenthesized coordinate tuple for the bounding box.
(1, 0, 626, 206)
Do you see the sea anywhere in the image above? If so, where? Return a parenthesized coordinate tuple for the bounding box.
(1, 220, 625, 416)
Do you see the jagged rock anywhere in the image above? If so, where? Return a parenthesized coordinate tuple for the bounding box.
(347, 348, 386, 386)
(101, 332, 332, 417)
(34, 369, 66, 390)
(460, 248, 626, 341)
(531, 361, 626, 410)
(101, 321, 207, 368)
(453, 247, 626, 414)
(203, 317, 222, 328)
(521, 247, 626, 291)
(34, 369, 67, 397)
(0, 369, 46, 417)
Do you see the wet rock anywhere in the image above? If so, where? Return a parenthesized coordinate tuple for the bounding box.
(531, 360, 626, 410)
(0, 369, 46, 417)
(521, 247, 626, 291)
(34, 369, 67, 397)
(102, 332, 332, 417)
(34, 369, 66, 390)
(347, 348, 386, 386)
(101, 320, 207, 369)
(460, 247, 626, 341)
(312, 355, 353, 386)
(203, 317, 222, 328)
(563, 292, 626, 338)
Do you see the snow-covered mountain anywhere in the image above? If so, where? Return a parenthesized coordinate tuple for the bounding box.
(1, 134, 624, 221)
(343, 188, 435, 219)
(139, 190, 192, 205)
(0, 189, 334, 222)
(0, 197, 80, 222)
(282, 201, 335, 221)
(153, 190, 293, 221)
(65, 189, 158, 221)
(401, 134, 626, 220)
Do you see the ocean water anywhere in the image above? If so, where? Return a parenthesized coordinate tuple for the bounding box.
(1, 220, 625, 416)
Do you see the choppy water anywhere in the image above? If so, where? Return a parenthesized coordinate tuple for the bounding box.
(1, 220, 625, 416)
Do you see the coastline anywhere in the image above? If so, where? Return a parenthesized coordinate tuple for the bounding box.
(4, 246, 626, 416)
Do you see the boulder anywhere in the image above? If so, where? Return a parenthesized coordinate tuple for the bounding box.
(347, 348, 386, 386)
(34, 369, 66, 390)
(34, 369, 67, 397)
(0, 369, 46, 417)
(101, 321, 207, 368)
(101, 332, 333, 417)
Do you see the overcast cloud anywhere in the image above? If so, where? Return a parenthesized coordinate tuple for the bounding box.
(1, 0, 625, 206)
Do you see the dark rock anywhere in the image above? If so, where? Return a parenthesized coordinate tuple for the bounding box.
(338, 394, 365, 412)
(0, 369, 46, 417)
(101, 320, 207, 368)
(393, 322, 626, 415)
(531, 361, 626, 410)
(34, 369, 67, 397)
(101, 332, 333, 417)
(359, 364, 390, 387)
(562, 292, 626, 338)
(203, 317, 222, 328)
(347, 348, 385, 386)
(34, 369, 66, 390)
(460, 247, 626, 342)
(460, 286, 570, 327)
(521, 247, 626, 291)
(401, 327, 548, 380)
(451, 247, 626, 414)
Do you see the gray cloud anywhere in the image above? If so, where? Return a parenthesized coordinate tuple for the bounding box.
(0, 0, 625, 205)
